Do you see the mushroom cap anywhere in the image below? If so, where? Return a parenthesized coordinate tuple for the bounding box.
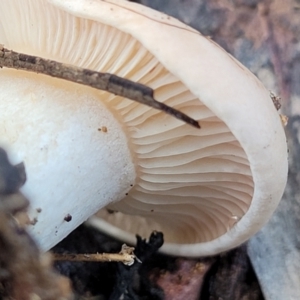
(0, 0, 288, 256)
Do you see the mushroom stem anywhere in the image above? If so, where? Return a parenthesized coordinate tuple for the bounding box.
(0, 45, 200, 129)
(0, 67, 137, 250)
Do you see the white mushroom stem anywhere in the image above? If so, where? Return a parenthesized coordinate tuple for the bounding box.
(0, 69, 136, 250)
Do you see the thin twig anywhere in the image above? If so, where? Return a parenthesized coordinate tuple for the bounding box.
(0, 45, 200, 129)
(53, 244, 139, 266)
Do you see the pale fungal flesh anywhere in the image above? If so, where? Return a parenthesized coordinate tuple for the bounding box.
(0, 0, 288, 256)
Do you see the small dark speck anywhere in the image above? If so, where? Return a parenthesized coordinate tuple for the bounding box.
(125, 193, 128, 196)
(36, 208, 42, 213)
(83, 69, 94, 76)
(19, 54, 36, 64)
(130, 184, 133, 187)
(30, 218, 38, 225)
(64, 214, 72, 222)
(151, 210, 154, 212)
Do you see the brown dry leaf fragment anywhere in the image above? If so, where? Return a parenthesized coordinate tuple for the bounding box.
(0, 209, 73, 300)
(151, 258, 213, 300)
(0, 147, 73, 300)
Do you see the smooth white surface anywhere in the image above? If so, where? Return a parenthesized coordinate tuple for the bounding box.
(0, 69, 135, 250)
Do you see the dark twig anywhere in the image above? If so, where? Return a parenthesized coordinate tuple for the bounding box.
(0, 45, 200, 129)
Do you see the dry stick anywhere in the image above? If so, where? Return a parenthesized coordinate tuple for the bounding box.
(53, 253, 134, 265)
(0, 45, 200, 129)
(53, 245, 139, 266)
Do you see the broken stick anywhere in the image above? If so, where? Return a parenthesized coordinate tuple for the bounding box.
(0, 45, 200, 129)
(53, 244, 139, 266)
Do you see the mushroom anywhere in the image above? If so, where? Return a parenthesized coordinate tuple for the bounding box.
(0, 0, 287, 257)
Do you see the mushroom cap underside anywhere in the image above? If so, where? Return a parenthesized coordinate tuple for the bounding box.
(0, 0, 288, 256)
